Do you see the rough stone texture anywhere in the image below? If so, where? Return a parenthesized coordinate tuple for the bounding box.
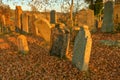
(22, 13, 29, 33)
(50, 24, 70, 58)
(76, 9, 96, 32)
(114, 4, 120, 25)
(101, 1, 114, 32)
(50, 10, 57, 24)
(15, 6, 22, 31)
(34, 17, 51, 42)
(17, 35, 29, 54)
(72, 25, 92, 71)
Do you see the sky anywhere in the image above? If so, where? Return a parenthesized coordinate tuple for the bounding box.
(2, 0, 31, 11)
(2, 0, 87, 12)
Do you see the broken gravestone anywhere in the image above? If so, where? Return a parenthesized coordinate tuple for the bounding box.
(101, 1, 114, 32)
(17, 35, 29, 54)
(72, 25, 92, 71)
(50, 23, 70, 58)
(34, 18, 51, 42)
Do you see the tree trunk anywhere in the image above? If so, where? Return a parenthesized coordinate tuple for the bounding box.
(70, 0, 74, 27)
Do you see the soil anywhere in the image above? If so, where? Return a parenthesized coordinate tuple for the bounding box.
(0, 31, 120, 80)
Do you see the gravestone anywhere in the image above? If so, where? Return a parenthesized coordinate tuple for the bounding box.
(34, 18, 51, 42)
(50, 10, 57, 24)
(71, 26, 80, 42)
(30, 14, 39, 35)
(15, 6, 22, 32)
(17, 35, 29, 54)
(50, 23, 70, 58)
(22, 13, 29, 33)
(101, 1, 114, 32)
(1, 15, 6, 33)
(76, 9, 96, 32)
(72, 25, 92, 71)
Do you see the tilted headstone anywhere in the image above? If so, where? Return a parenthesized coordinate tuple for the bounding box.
(50, 23, 70, 58)
(72, 25, 92, 71)
(34, 18, 51, 42)
(17, 35, 29, 54)
(50, 10, 57, 24)
(22, 13, 29, 33)
(101, 1, 114, 32)
(15, 6, 22, 32)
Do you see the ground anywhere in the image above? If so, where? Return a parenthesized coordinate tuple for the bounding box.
(0, 31, 120, 80)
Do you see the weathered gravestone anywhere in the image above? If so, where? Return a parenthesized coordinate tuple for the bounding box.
(17, 35, 29, 54)
(76, 9, 96, 32)
(50, 23, 70, 58)
(72, 25, 92, 71)
(15, 6, 22, 32)
(50, 10, 57, 24)
(34, 17, 51, 42)
(22, 12, 29, 33)
(1, 15, 6, 33)
(101, 1, 114, 32)
(30, 14, 39, 35)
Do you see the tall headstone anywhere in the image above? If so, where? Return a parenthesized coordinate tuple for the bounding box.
(17, 35, 29, 54)
(15, 6, 22, 32)
(34, 18, 51, 42)
(50, 10, 57, 24)
(22, 13, 29, 33)
(1, 15, 6, 33)
(50, 23, 70, 58)
(101, 1, 114, 32)
(72, 25, 92, 71)
(30, 14, 39, 35)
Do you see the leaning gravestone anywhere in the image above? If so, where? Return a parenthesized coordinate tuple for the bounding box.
(72, 25, 92, 71)
(22, 13, 29, 33)
(34, 18, 51, 42)
(15, 6, 22, 32)
(101, 1, 114, 32)
(50, 23, 70, 58)
(17, 35, 29, 54)
(50, 10, 57, 24)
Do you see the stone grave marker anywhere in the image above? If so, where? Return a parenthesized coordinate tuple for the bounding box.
(50, 10, 57, 24)
(22, 13, 29, 33)
(34, 18, 51, 42)
(1, 15, 6, 33)
(30, 14, 39, 35)
(76, 9, 96, 32)
(72, 25, 92, 71)
(101, 1, 114, 32)
(50, 23, 70, 58)
(17, 35, 29, 54)
(15, 6, 22, 32)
